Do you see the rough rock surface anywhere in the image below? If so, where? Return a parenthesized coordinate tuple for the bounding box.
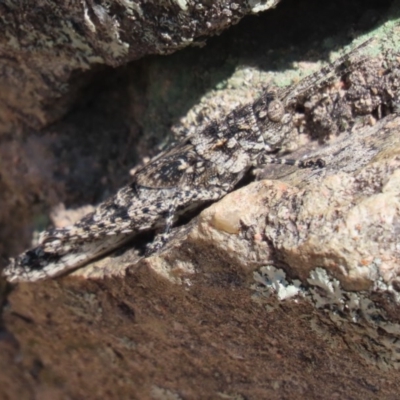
(0, 0, 277, 132)
(0, 0, 279, 261)
(2, 0, 400, 398)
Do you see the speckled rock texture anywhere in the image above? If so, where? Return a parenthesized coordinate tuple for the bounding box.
(0, 0, 278, 264)
(2, 0, 400, 398)
(0, 0, 277, 132)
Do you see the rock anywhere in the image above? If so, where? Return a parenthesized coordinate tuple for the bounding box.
(0, 0, 278, 132)
(3, 0, 400, 398)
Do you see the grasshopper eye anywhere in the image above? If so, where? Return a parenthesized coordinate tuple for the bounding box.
(267, 99, 285, 122)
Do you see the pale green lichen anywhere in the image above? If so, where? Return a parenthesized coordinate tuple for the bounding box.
(248, 0, 280, 14)
(253, 266, 303, 301)
(252, 266, 400, 369)
(175, 0, 189, 11)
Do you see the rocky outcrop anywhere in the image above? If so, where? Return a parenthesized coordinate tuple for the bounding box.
(2, 0, 400, 398)
(0, 0, 278, 132)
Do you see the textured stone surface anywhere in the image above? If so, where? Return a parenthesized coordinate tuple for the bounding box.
(0, 0, 278, 133)
(0, 0, 282, 263)
(2, 0, 400, 398)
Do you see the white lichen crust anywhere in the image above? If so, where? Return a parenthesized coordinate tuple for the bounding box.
(253, 266, 400, 369)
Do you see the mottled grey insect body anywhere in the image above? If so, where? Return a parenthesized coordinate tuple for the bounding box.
(3, 39, 372, 282)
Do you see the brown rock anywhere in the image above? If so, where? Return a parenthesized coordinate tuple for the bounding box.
(2, 0, 400, 398)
